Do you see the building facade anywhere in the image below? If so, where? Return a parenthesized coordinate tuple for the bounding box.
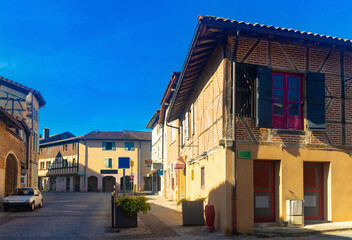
(0, 77, 45, 201)
(39, 130, 80, 192)
(79, 130, 152, 192)
(39, 130, 152, 193)
(158, 15, 352, 234)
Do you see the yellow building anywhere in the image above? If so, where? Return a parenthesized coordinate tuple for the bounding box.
(161, 15, 352, 234)
(79, 130, 151, 192)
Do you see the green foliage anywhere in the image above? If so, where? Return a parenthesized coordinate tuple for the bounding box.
(116, 195, 151, 216)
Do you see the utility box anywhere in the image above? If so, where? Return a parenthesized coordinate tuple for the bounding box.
(286, 200, 304, 227)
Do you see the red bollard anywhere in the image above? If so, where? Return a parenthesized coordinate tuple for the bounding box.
(205, 204, 215, 230)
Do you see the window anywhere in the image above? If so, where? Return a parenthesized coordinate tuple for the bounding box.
(271, 73, 302, 130)
(34, 164, 37, 183)
(47, 147, 51, 154)
(201, 167, 205, 189)
(63, 144, 68, 151)
(124, 142, 134, 151)
(72, 143, 76, 150)
(102, 142, 116, 151)
(46, 161, 51, 169)
(40, 162, 45, 169)
(63, 159, 68, 168)
(191, 104, 194, 135)
(39, 148, 43, 155)
(72, 158, 76, 166)
(104, 158, 112, 168)
(185, 113, 189, 140)
(146, 164, 151, 168)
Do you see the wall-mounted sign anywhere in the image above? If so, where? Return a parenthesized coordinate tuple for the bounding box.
(157, 170, 163, 176)
(237, 150, 252, 159)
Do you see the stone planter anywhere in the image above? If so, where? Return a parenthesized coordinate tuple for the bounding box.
(182, 200, 205, 226)
(114, 204, 138, 228)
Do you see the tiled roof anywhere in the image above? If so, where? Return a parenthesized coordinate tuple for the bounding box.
(198, 15, 352, 45)
(0, 76, 46, 107)
(83, 130, 151, 141)
(40, 132, 76, 144)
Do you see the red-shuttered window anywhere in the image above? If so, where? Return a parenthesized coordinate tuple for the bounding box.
(272, 73, 302, 130)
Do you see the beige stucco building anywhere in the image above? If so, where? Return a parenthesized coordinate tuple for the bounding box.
(39, 130, 152, 193)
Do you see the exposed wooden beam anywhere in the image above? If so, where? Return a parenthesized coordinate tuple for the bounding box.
(241, 39, 260, 63)
(198, 37, 218, 45)
(318, 50, 332, 73)
(189, 57, 208, 66)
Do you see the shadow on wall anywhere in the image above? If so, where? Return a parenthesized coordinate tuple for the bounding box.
(208, 181, 232, 232)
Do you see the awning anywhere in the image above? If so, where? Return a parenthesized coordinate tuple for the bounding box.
(147, 169, 159, 177)
(174, 156, 186, 169)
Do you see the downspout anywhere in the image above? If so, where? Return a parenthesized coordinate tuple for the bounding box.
(138, 141, 141, 191)
(232, 30, 240, 234)
(84, 138, 87, 190)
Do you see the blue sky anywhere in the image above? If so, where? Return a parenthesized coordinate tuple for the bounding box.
(0, 0, 351, 137)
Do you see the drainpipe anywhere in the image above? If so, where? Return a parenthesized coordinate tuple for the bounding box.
(138, 141, 142, 192)
(232, 29, 240, 234)
(84, 138, 87, 191)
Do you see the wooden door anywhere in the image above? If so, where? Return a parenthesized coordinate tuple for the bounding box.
(254, 161, 275, 222)
(304, 163, 323, 220)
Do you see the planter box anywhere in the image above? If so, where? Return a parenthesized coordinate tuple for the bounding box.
(114, 204, 138, 228)
(182, 201, 205, 226)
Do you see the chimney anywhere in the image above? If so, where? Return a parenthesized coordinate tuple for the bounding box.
(44, 128, 50, 139)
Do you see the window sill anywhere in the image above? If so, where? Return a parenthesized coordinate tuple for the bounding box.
(271, 129, 305, 135)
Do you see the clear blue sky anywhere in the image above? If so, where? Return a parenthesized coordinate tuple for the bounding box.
(0, 0, 351, 137)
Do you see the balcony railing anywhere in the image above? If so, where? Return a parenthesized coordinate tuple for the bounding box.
(38, 164, 78, 176)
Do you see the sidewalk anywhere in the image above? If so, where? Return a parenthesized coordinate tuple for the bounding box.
(254, 221, 352, 237)
(111, 194, 232, 239)
(111, 194, 352, 239)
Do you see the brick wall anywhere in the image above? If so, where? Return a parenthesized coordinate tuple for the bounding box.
(234, 36, 351, 147)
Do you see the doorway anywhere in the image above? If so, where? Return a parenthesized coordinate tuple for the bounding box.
(88, 176, 98, 192)
(103, 176, 115, 192)
(304, 162, 323, 220)
(5, 154, 18, 196)
(253, 161, 275, 222)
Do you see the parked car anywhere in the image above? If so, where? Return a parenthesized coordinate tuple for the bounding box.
(2, 187, 43, 211)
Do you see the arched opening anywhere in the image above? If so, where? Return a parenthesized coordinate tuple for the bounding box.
(103, 176, 116, 192)
(5, 154, 18, 196)
(87, 176, 98, 192)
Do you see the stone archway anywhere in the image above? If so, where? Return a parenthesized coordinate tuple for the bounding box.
(103, 176, 115, 192)
(5, 154, 18, 196)
(87, 176, 98, 192)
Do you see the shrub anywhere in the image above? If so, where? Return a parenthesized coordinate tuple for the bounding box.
(116, 195, 151, 216)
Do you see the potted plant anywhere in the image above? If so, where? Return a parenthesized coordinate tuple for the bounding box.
(115, 195, 151, 228)
(178, 198, 205, 226)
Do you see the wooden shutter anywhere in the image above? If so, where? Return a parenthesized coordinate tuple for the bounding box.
(112, 142, 116, 150)
(256, 66, 272, 128)
(131, 142, 135, 151)
(307, 73, 325, 131)
(102, 142, 106, 150)
(108, 158, 112, 168)
(104, 158, 109, 168)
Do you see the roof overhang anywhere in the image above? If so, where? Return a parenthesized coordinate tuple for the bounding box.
(166, 15, 352, 123)
(146, 110, 160, 129)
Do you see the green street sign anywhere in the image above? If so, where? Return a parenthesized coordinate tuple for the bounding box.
(237, 150, 251, 159)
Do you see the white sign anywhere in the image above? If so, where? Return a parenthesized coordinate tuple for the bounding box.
(304, 195, 316, 207)
(255, 196, 269, 208)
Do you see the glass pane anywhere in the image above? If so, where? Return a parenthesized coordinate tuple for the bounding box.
(273, 74, 284, 88)
(273, 103, 284, 115)
(288, 90, 300, 102)
(289, 104, 300, 116)
(272, 88, 284, 101)
(288, 76, 300, 89)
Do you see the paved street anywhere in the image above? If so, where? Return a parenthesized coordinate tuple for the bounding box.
(0, 192, 351, 239)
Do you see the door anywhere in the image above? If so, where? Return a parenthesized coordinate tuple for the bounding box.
(254, 161, 275, 222)
(304, 163, 323, 220)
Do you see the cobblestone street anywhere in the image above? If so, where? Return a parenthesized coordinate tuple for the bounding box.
(0, 192, 351, 239)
